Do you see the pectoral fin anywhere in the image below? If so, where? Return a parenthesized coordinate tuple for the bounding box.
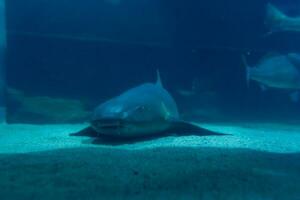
(69, 126, 99, 137)
(169, 120, 228, 136)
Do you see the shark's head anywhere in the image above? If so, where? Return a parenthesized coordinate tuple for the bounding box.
(90, 91, 171, 137)
(90, 71, 178, 137)
(90, 104, 133, 137)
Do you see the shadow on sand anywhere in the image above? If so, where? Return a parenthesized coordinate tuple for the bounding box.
(0, 147, 299, 199)
(71, 126, 231, 146)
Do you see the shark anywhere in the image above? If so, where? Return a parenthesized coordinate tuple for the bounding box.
(70, 71, 224, 139)
(265, 3, 300, 35)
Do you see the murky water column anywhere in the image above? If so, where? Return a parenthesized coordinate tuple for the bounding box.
(0, 0, 5, 123)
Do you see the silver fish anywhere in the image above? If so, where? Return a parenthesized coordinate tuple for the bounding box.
(243, 53, 300, 101)
(265, 3, 300, 34)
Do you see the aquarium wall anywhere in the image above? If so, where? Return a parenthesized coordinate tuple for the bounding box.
(5, 0, 300, 123)
(0, 0, 6, 123)
(6, 0, 176, 123)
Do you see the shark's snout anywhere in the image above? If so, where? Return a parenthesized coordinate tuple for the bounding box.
(93, 104, 128, 119)
(91, 104, 133, 135)
(91, 117, 125, 134)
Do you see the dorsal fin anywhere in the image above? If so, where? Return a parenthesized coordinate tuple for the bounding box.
(156, 70, 163, 87)
(167, 120, 228, 136)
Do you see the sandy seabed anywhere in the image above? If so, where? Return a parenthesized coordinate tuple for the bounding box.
(0, 122, 299, 200)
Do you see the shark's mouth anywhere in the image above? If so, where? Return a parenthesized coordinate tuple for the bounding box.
(91, 118, 125, 131)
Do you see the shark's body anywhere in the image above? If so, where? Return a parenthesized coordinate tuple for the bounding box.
(71, 71, 223, 139)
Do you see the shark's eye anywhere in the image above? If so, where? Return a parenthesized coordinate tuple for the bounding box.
(135, 106, 150, 113)
(136, 106, 146, 112)
(126, 106, 147, 116)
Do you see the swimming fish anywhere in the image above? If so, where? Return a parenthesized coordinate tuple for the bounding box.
(243, 53, 300, 101)
(265, 3, 300, 35)
(70, 71, 224, 139)
(177, 78, 200, 97)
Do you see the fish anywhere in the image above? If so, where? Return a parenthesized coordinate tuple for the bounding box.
(177, 78, 200, 97)
(176, 78, 214, 97)
(70, 71, 225, 139)
(242, 53, 300, 101)
(265, 3, 300, 35)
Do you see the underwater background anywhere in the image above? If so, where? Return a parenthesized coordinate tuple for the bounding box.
(6, 0, 300, 124)
(1, 1, 300, 200)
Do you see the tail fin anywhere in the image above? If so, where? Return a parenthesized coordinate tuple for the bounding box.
(241, 55, 251, 87)
(156, 69, 163, 87)
(265, 3, 287, 33)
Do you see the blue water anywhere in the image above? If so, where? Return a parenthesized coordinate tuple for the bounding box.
(6, 0, 300, 124)
(6, 0, 300, 123)
(2, 1, 300, 199)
